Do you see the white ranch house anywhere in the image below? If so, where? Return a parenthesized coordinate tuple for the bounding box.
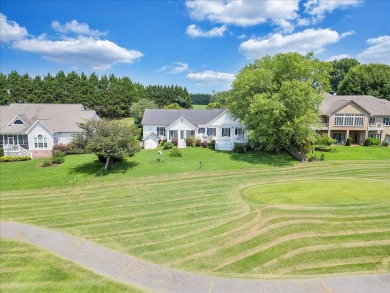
(141, 109, 248, 151)
(0, 103, 99, 158)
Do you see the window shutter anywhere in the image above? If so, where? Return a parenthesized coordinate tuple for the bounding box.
(235, 128, 237, 135)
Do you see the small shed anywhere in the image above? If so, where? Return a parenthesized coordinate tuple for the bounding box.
(143, 133, 160, 150)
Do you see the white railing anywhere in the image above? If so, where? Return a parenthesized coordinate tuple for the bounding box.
(368, 123, 384, 130)
(3, 144, 33, 158)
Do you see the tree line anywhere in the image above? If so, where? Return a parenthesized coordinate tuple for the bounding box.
(0, 71, 192, 118)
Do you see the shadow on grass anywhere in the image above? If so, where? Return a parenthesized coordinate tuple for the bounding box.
(229, 150, 297, 167)
(70, 159, 139, 176)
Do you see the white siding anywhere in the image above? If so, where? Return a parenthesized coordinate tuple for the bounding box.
(28, 123, 53, 151)
(143, 125, 166, 140)
(144, 136, 159, 150)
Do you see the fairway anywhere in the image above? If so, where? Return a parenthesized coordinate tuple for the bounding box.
(243, 179, 390, 206)
(1, 147, 390, 285)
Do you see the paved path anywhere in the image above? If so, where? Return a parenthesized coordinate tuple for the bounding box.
(1, 221, 389, 293)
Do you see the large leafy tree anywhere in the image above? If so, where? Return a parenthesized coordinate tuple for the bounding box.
(79, 119, 140, 171)
(330, 58, 360, 93)
(338, 64, 390, 100)
(130, 98, 158, 125)
(228, 52, 332, 153)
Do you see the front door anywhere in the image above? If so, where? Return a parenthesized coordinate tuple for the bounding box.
(8, 137, 14, 145)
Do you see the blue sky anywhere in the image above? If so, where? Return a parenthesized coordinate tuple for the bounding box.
(1, 0, 389, 94)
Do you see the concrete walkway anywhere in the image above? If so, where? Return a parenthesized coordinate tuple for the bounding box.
(1, 222, 389, 293)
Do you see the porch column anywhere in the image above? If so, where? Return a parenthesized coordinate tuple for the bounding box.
(346, 130, 350, 139)
(167, 130, 169, 141)
(365, 130, 368, 140)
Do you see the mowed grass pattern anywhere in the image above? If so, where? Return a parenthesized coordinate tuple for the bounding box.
(0, 239, 142, 293)
(1, 151, 390, 278)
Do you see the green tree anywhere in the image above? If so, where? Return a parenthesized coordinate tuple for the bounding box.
(130, 98, 158, 125)
(164, 103, 181, 109)
(330, 58, 359, 93)
(229, 52, 332, 153)
(0, 73, 9, 105)
(338, 64, 390, 100)
(79, 119, 140, 171)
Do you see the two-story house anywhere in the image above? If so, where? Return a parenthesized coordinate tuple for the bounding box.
(317, 94, 390, 144)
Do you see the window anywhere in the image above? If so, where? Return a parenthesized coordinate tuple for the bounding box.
(222, 128, 230, 137)
(198, 128, 205, 134)
(368, 133, 380, 139)
(13, 119, 23, 125)
(53, 135, 59, 144)
(34, 135, 47, 148)
(354, 114, 364, 126)
(384, 117, 390, 126)
(334, 114, 344, 126)
(157, 127, 166, 136)
(72, 133, 82, 140)
(344, 114, 354, 126)
(235, 128, 244, 139)
(369, 117, 376, 125)
(334, 114, 364, 126)
(208, 128, 216, 136)
(332, 132, 345, 143)
(169, 130, 178, 140)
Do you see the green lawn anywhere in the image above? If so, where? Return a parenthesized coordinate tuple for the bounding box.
(0, 239, 142, 293)
(1, 146, 389, 282)
(244, 179, 390, 206)
(192, 104, 207, 109)
(314, 145, 389, 160)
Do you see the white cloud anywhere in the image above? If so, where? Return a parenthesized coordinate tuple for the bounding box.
(12, 36, 143, 70)
(186, 24, 227, 38)
(186, 0, 299, 29)
(304, 0, 362, 23)
(187, 70, 235, 86)
(0, 13, 28, 43)
(326, 54, 351, 62)
(51, 19, 107, 37)
(239, 28, 352, 59)
(1, 14, 143, 70)
(357, 35, 390, 65)
(159, 62, 189, 74)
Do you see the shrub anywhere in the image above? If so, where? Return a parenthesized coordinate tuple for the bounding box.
(307, 154, 319, 162)
(163, 141, 174, 149)
(41, 160, 52, 167)
(345, 137, 353, 146)
(382, 141, 389, 147)
(320, 153, 325, 161)
(364, 138, 372, 146)
(0, 156, 31, 162)
(195, 139, 202, 147)
(185, 136, 195, 146)
(364, 137, 381, 146)
(233, 143, 246, 153)
(66, 142, 85, 154)
(314, 146, 336, 152)
(0, 147, 4, 157)
(52, 143, 68, 155)
(51, 149, 65, 164)
(51, 156, 65, 164)
(171, 139, 178, 146)
(169, 147, 182, 157)
(315, 135, 336, 146)
(209, 140, 216, 149)
(201, 141, 209, 148)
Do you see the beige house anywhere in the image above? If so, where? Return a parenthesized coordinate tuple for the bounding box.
(317, 94, 390, 144)
(0, 103, 99, 158)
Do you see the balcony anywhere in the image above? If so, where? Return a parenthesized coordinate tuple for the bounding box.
(368, 123, 385, 130)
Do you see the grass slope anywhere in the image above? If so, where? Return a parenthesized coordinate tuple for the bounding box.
(0, 239, 142, 293)
(1, 146, 389, 281)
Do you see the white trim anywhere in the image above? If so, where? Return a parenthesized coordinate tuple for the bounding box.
(7, 115, 29, 126)
(26, 120, 53, 134)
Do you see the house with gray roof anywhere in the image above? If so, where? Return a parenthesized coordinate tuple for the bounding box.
(141, 109, 247, 150)
(317, 93, 390, 144)
(0, 103, 99, 157)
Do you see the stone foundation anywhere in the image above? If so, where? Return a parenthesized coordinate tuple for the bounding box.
(31, 150, 52, 158)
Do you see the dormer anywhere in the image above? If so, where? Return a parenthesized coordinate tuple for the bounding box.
(8, 115, 29, 126)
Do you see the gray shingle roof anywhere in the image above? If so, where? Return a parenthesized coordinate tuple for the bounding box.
(320, 93, 390, 116)
(0, 103, 98, 134)
(141, 109, 226, 126)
